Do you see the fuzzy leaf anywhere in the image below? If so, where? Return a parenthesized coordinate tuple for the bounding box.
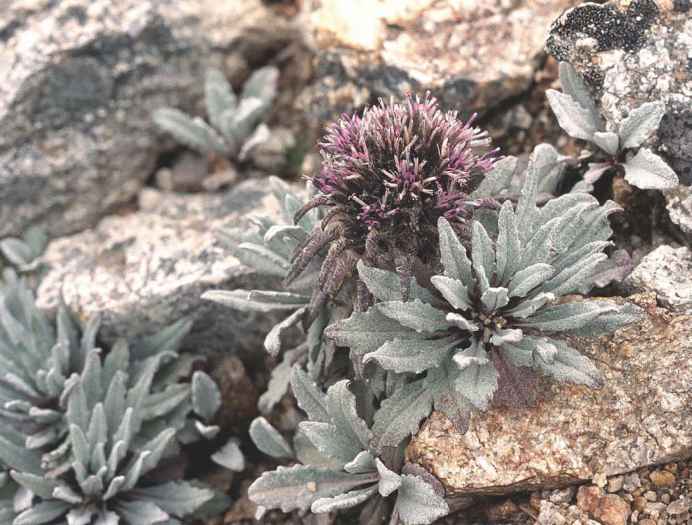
(517, 301, 617, 332)
(113, 500, 169, 524)
(471, 222, 495, 292)
(534, 339, 602, 387)
(202, 289, 305, 313)
(191, 371, 221, 422)
(129, 481, 215, 518)
(396, 475, 449, 525)
(290, 366, 330, 423)
(623, 148, 679, 190)
(264, 307, 307, 356)
(480, 287, 509, 312)
(241, 66, 279, 105)
(299, 421, 363, 465)
(429, 276, 471, 311)
(376, 300, 448, 333)
(364, 336, 458, 374)
(437, 218, 473, 283)
(618, 101, 665, 150)
(472, 156, 517, 198)
(311, 485, 378, 514)
(248, 465, 370, 513)
(325, 308, 420, 356)
(593, 131, 619, 156)
(558, 62, 600, 123)
(425, 361, 472, 433)
(211, 438, 246, 472)
(205, 69, 237, 131)
(566, 301, 643, 336)
(508, 263, 554, 297)
(13, 501, 71, 525)
(495, 201, 521, 285)
(326, 381, 372, 450)
(258, 349, 299, 414)
(371, 380, 433, 453)
(250, 417, 294, 459)
(546, 89, 598, 141)
(153, 108, 227, 155)
(453, 341, 498, 410)
(356, 261, 433, 303)
(375, 459, 401, 497)
(344, 451, 375, 474)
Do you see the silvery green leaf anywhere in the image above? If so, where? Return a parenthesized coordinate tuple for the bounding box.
(618, 101, 665, 150)
(13, 500, 71, 525)
(248, 465, 370, 513)
(516, 144, 559, 237)
(227, 97, 266, 144)
(471, 222, 495, 292)
(541, 252, 607, 297)
(376, 300, 448, 333)
(471, 156, 517, 198)
(583, 162, 612, 184)
(517, 301, 617, 332)
(258, 348, 302, 414)
(480, 287, 509, 312)
(592, 131, 619, 156)
(233, 242, 291, 276)
(534, 339, 602, 387)
(546, 89, 598, 140)
(356, 261, 433, 303)
(205, 69, 238, 130)
(364, 336, 457, 374)
(153, 108, 227, 155)
(551, 240, 611, 275)
(344, 451, 375, 474)
(0, 238, 34, 267)
(10, 472, 58, 498)
(557, 62, 600, 124)
(191, 371, 221, 422)
(375, 458, 401, 497)
(239, 123, 271, 161)
(371, 380, 433, 453)
(453, 341, 497, 410)
(508, 263, 554, 298)
(139, 428, 176, 476)
(299, 421, 363, 465)
(437, 218, 473, 283)
(429, 276, 471, 310)
(326, 381, 372, 450)
(566, 301, 643, 336)
(129, 481, 215, 518)
(250, 417, 293, 459)
(241, 66, 279, 105)
(311, 485, 378, 514)
(623, 148, 679, 190)
(424, 359, 472, 433)
(290, 366, 329, 423)
(264, 307, 307, 356)
(66, 506, 94, 525)
(396, 474, 449, 525)
(194, 421, 220, 440)
(202, 289, 305, 313)
(211, 437, 245, 472)
(325, 308, 421, 356)
(113, 500, 169, 524)
(133, 317, 191, 358)
(495, 201, 521, 285)
(445, 313, 478, 332)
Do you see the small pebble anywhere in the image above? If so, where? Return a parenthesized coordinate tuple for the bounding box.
(607, 475, 624, 493)
(649, 469, 676, 488)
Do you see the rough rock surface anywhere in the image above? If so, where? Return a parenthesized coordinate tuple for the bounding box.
(36, 179, 289, 354)
(0, 0, 296, 238)
(546, 0, 692, 183)
(666, 185, 692, 241)
(625, 245, 692, 314)
(299, 0, 573, 128)
(408, 295, 692, 496)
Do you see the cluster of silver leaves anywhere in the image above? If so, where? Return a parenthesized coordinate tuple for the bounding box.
(547, 62, 679, 191)
(0, 227, 48, 273)
(0, 271, 236, 525)
(154, 67, 278, 160)
(328, 146, 643, 436)
(248, 370, 449, 525)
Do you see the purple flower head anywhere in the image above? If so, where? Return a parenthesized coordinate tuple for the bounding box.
(287, 94, 499, 316)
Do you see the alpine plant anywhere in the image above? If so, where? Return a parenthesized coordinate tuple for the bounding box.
(327, 145, 643, 426)
(287, 94, 498, 315)
(0, 271, 230, 524)
(247, 370, 449, 525)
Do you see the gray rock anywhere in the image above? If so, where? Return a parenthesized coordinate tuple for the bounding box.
(625, 245, 692, 313)
(665, 185, 692, 241)
(537, 501, 567, 525)
(408, 295, 692, 496)
(546, 0, 692, 183)
(36, 179, 291, 354)
(299, 0, 573, 130)
(0, 0, 297, 238)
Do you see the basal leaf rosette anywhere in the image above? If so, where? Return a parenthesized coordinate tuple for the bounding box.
(327, 150, 643, 412)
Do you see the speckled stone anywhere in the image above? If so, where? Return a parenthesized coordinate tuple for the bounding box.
(299, 0, 573, 129)
(407, 296, 692, 496)
(35, 179, 291, 354)
(0, 0, 297, 238)
(546, 0, 692, 183)
(625, 245, 692, 314)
